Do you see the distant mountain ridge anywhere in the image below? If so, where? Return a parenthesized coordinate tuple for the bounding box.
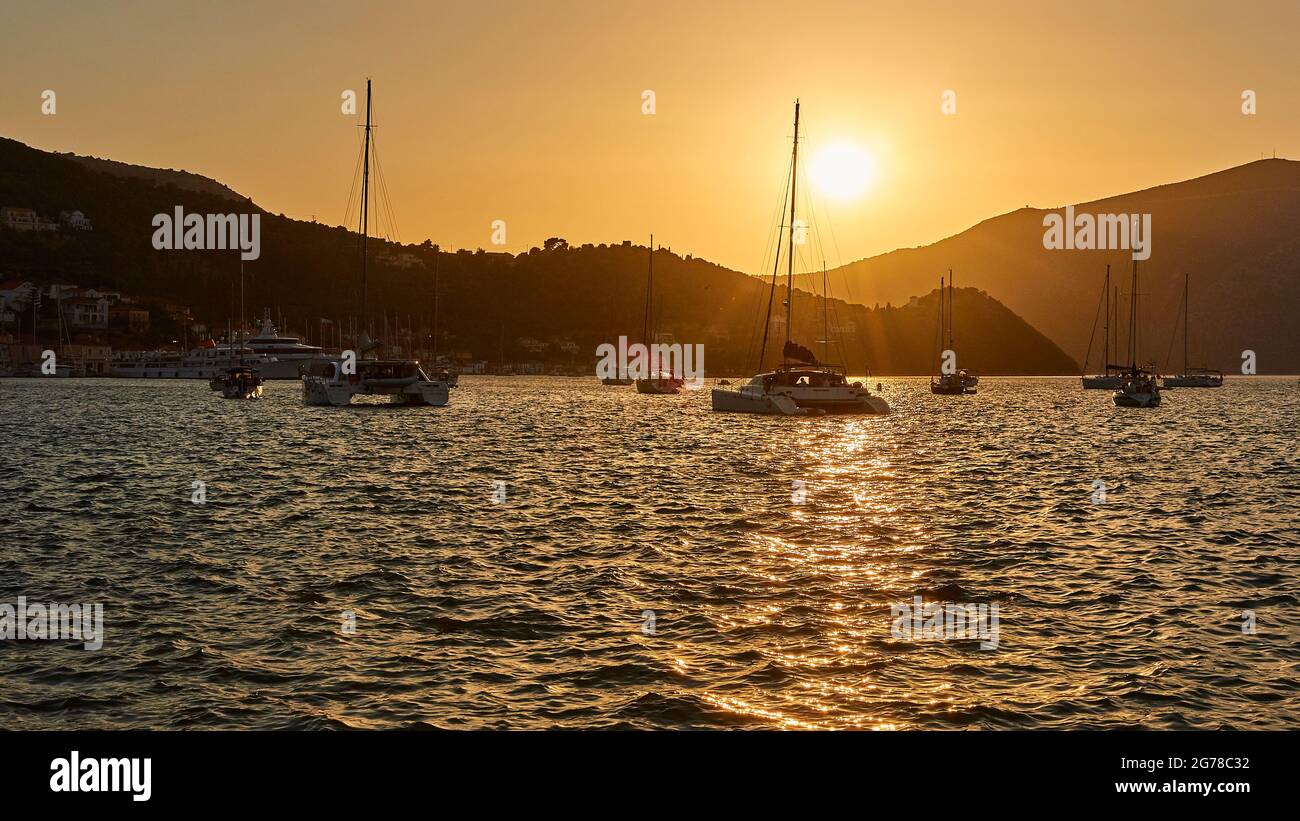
(61, 152, 245, 202)
(0, 136, 1074, 374)
(831, 159, 1300, 374)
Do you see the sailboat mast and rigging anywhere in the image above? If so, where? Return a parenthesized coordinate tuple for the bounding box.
(635, 234, 683, 394)
(360, 79, 371, 344)
(1082, 264, 1123, 389)
(711, 100, 889, 416)
(1112, 259, 1161, 407)
(218, 261, 265, 399)
(300, 80, 455, 407)
(1163, 272, 1223, 387)
(930, 269, 977, 394)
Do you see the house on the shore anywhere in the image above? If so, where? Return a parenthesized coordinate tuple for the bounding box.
(1, 207, 58, 232)
(0, 280, 38, 308)
(109, 304, 151, 333)
(59, 210, 93, 230)
(65, 297, 110, 329)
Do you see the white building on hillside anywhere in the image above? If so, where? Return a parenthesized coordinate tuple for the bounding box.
(60, 210, 93, 230)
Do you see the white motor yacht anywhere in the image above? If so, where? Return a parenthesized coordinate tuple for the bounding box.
(244, 310, 336, 378)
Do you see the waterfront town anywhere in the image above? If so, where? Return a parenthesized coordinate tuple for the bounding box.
(0, 205, 691, 379)
(0, 271, 596, 378)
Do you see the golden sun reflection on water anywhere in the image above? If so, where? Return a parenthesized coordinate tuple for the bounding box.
(2, 377, 1296, 729)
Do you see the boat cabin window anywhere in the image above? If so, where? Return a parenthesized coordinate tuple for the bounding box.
(305, 361, 337, 378)
(773, 370, 844, 387)
(360, 361, 417, 379)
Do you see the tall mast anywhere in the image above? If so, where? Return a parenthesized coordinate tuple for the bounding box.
(1183, 272, 1189, 374)
(239, 261, 245, 365)
(1113, 284, 1119, 365)
(1128, 260, 1138, 369)
(1103, 264, 1110, 371)
(937, 275, 944, 365)
(784, 100, 800, 351)
(822, 259, 829, 365)
(946, 269, 954, 351)
(432, 249, 440, 359)
(642, 234, 653, 346)
(359, 79, 372, 337)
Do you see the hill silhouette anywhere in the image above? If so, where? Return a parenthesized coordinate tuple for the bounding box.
(0, 136, 1074, 374)
(832, 159, 1300, 374)
(61, 152, 245, 202)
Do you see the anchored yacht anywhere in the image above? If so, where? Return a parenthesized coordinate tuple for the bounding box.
(1162, 274, 1223, 388)
(633, 236, 683, 395)
(244, 311, 336, 378)
(711, 101, 889, 417)
(301, 79, 454, 409)
(1112, 260, 1162, 408)
(302, 357, 450, 406)
(111, 341, 254, 379)
(1081, 264, 1124, 389)
(930, 271, 978, 395)
(220, 366, 264, 400)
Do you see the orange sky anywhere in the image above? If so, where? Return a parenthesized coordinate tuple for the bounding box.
(2, 0, 1298, 273)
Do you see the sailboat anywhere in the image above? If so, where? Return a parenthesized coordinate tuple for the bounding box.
(711, 101, 889, 416)
(1162, 273, 1223, 388)
(930, 271, 977, 395)
(302, 80, 455, 407)
(1081, 264, 1124, 389)
(1112, 260, 1161, 407)
(219, 262, 265, 399)
(634, 235, 683, 394)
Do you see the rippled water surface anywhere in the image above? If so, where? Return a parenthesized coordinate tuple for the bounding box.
(1, 376, 1298, 729)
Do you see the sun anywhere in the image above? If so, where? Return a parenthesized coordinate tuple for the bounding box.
(809, 141, 876, 201)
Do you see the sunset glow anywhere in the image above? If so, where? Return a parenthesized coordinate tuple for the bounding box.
(809, 142, 877, 201)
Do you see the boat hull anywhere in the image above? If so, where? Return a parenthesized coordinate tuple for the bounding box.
(10, 365, 73, 378)
(635, 378, 682, 394)
(931, 372, 977, 395)
(1082, 375, 1124, 389)
(1162, 376, 1222, 388)
(221, 384, 264, 400)
(302, 376, 451, 407)
(113, 356, 334, 380)
(786, 391, 890, 414)
(1113, 390, 1161, 407)
(711, 387, 815, 415)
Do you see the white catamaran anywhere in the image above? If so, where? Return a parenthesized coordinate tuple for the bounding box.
(712, 101, 889, 416)
(301, 79, 454, 408)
